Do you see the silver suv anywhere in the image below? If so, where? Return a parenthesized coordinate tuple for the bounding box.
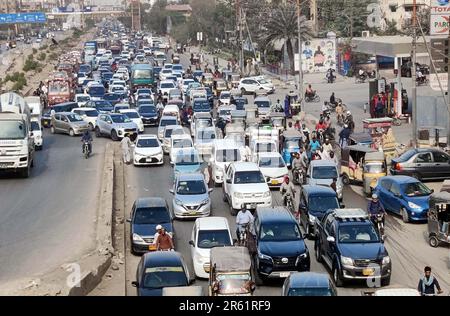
(95, 113, 138, 141)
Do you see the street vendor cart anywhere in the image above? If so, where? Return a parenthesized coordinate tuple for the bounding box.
(362, 118, 396, 163)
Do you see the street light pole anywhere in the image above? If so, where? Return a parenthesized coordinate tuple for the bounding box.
(411, 0, 417, 148)
(297, 0, 303, 102)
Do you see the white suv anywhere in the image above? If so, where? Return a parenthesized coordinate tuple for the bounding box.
(238, 76, 275, 95)
(223, 162, 272, 215)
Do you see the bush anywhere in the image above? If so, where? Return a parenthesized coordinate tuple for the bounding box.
(37, 52, 46, 61)
(48, 52, 58, 60)
(32, 48, 38, 54)
(23, 55, 41, 72)
(5, 72, 27, 91)
(40, 44, 48, 50)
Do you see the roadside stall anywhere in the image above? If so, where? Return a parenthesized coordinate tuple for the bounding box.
(362, 118, 396, 162)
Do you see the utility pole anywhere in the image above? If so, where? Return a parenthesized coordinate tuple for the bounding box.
(297, 0, 304, 102)
(236, 0, 244, 75)
(411, 0, 417, 148)
(447, 27, 450, 148)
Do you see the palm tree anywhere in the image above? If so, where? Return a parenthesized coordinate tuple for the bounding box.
(259, 2, 312, 74)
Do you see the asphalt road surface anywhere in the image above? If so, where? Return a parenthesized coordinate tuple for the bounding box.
(0, 129, 108, 284)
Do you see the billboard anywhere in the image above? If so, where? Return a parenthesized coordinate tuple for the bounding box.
(430, 14, 450, 35)
(0, 12, 47, 25)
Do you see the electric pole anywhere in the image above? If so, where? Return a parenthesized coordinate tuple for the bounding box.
(236, 0, 244, 75)
(447, 26, 450, 148)
(297, 0, 304, 103)
(411, 0, 417, 148)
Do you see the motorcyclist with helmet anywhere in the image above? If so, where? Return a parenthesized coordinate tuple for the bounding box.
(367, 193, 387, 227)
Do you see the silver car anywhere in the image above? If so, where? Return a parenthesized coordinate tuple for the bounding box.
(170, 173, 213, 219)
(95, 113, 138, 141)
(51, 112, 89, 136)
(306, 160, 343, 201)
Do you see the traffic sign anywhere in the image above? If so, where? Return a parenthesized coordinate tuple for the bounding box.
(0, 12, 46, 25)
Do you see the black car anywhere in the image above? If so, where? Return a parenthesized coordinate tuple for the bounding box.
(138, 105, 159, 126)
(253, 207, 310, 284)
(314, 208, 391, 287)
(298, 185, 341, 238)
(127, 197, 174, 255)
(132, 251, 193, 296)
(390, 148, 450, 180)
(282, 272, 337, 296)
(85, 100, 114, 113)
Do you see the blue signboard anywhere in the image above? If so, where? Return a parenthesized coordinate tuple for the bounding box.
(0, 12, 47, 25)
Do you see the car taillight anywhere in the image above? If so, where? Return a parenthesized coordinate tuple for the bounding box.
(395, 163, 402, 171)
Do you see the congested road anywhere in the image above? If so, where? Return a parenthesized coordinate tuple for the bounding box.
(0, 129, 109, 284)
(121, 49, 450, 296)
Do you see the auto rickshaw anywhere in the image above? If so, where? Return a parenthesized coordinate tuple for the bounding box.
(208, 247, 255, 296)
(270, 112, 287, 132)
(227, 73, 241, 90)
(287, 91, 301, 115)
(348, 132, 373, 147)
(341, 145, 375, 184)
(213, 78, 227, 97)
(427, 192, 450, 248)
(363, 118, 396, 163)
(363, 151, 387, 194)
(202, 73, 214, 87)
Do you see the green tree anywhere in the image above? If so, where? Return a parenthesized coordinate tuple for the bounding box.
(258, 2, 312, 74)
(144, 0, 168, 35)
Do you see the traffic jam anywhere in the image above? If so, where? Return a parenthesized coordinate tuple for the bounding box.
(6, 19, 447, 297)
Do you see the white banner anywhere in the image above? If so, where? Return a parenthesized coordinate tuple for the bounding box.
(432, 0, 450, 15)
(430, 14, 450, 35)
(430, 72, 448, 91)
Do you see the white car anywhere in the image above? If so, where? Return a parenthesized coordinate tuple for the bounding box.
(159, 69, 173, 81)
(158, 116, 179, 140)
(210, 139, 246, 186)
(170, 134, 194, 164)
(72, 107, 99, 131)
(223, 162, 272, 215)
(256, 152, 289, 188)
(119, 109, 144, 133)
(75, 93, 91, 107)
(30, 118, 43, 150)
(182, 79, 195, 94)
(133, 134, 164, 166)
(162, 125, 186, 154)
(111, 73, 125, 82)
(109, 84, 128, 95)
(194, 127, 216, 157)
(250, 139, 278, 162)
(143, 47, 152, 55)
(158, 80, 177, 96)
(116, 69, 130, 81)
(218, 91, 231, 106)
(238, 76, 275, 95)
(190, 217, 233, 278)
(77, 73, 88, 86)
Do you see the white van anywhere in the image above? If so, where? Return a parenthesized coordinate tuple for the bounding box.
(210, 139, 246, 186)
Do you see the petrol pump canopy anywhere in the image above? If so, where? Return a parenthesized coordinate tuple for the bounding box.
(351, 35, 439, 58)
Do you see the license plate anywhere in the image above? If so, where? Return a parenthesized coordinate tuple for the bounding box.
(0, 163, 12, 168)
(190, 210, 198, 215)
(271, 180, 278, 185)
(148, 244, 157, 251)
(247, 204, 256, 209)
(146, 158, 153, 162)
(362, 268, 374, 276)
(280, 272, 290, 278)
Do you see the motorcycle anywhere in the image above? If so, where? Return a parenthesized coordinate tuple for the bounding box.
(237, 223, 249, 247)
(326, 74, 336, 84)
(416, 76, 428, 86)
(355, 73, 367, 84)
(305, 93, 320, 103)
(284, 192, 294, 213)
(82, 141, 91, 159)
(373, 214, 385, 241)
(292, 168, 304, 185)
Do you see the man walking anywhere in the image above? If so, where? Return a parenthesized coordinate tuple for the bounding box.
(121, 134, 133, 164)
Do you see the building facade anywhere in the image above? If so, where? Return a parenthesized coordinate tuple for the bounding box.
(379, 0, 432, 30)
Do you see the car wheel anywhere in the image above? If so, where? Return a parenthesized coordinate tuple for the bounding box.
(429, 236, 439, 248)
(381, 276, 391, 287)
(333, 264, 344, 287)
(315, 242, 323, 263)
(50, 126, 55, 134)
(21, 164, 31, 178)
(342, 173, 350, 185)
(69, 129, 75, 137)
(241, 88, 246, 95)
(95, 127, 101, 137)
(111, 130, 119, 141)
(401, 207, 409, 223)
(230, 205, 238, 216)
(222, 191, 228, 203)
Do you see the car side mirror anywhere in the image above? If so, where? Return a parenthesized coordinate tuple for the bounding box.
(131, 281, 139, 287)
(169, 189, 174, 194)
(226, 178, 232, 184)
(340, 204, 345, 208)
(189, 240, 194, 246)
(208, 188, 214, 193)
(430, 189, 434, 193)
(326, 236, 335, 243)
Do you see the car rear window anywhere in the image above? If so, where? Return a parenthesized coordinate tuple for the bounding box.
(397, 149, 417, 162)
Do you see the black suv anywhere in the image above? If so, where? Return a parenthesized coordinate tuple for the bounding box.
(314, 208, 391, 287)
(253, 207, 310, 283)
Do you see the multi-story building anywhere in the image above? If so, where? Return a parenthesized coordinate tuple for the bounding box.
(379, 0, 432, 30)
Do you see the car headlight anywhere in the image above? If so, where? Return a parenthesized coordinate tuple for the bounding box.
(257, 249, 272, 261)
(200, 198, 210, 206)
(175, 199, 183, 206)
(234, 192, 243, 199)
(340, 256, 353, 266)
(408, 201, 421, 209)
(263, 191, 271, 198)
(382, 256, 390, 265)
(132, 233, 144, 243)
(308, 214, 316, 223)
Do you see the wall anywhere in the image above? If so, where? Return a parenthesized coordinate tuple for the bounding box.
(301, 37, 337, 73)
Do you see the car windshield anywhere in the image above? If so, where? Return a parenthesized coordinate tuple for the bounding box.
(259, 156, 285, 168)
(338, 224, 379, 243)
(364, 162, 384, 174)
(66, 114, 83, 122)
(256, 143, 276, 153)
(197, 130, 215, 141)
(312, 166, 338, 179)
(176, 180, 206, 195)
(160, 119, 177, 127)
(143, 267, 187, 289)
(137, 138, 159, 148)
(173, 138, 192, 148)
(255, 101, 270, 108)
(220, 93, 230, 99)
(111, 115, 131, 123)
(234, 171, 265, 184)
(138, 89, 151, 95)
(140, 106, 156, 114)
(197, 230, 232, 249)
(123, 111, 140, 119)
(175, 153, 200, 165)
(402, 182, 432, 197)
(30, 121, 40, 131)
(134, 207, 170, 224)
(308, 196, 339, 215)
(216, 149, 241, 163)
(83, 110, 98, 117)
(77, 96, 90, 102)
(260, 223, 302, 241)
(216, 274, 252, 295)
(219, 109, 232, 116)
(89, 86, 105, 95)
(285, 140, 300, 149)
(398, 149, 417, 162)
(196, 119, 212, 128)
(288, 287, 334, 296)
